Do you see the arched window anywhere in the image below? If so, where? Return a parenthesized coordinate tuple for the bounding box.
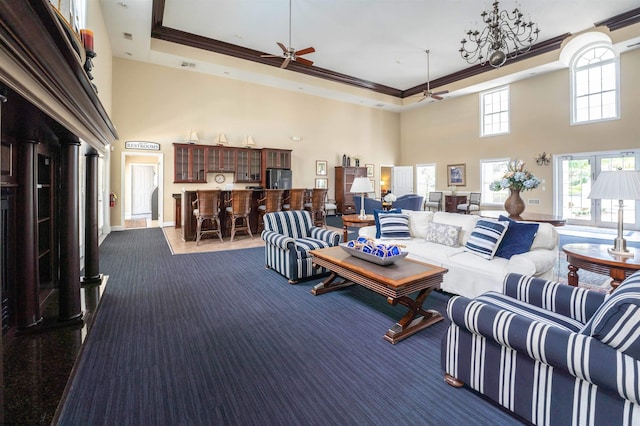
(571, 44, 619, 124)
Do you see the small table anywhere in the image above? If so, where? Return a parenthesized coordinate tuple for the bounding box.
(310, 246, 448, 344)
(341, 214, 375, 242)
(562, 243, 640, 291)
(479, 210, 566, 226)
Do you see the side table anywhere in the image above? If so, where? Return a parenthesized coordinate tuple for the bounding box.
(562, 243, 640, 291)
(341, 214, 375, 243)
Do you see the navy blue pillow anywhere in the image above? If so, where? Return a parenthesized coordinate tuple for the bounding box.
(373, 208, 401, 238)
(494, 215, 539, 259)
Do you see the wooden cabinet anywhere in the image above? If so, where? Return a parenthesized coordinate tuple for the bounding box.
(335, 166, 367, 215)
(207, 146, 236, 173)
(174, 144, 206, 183)
(445, 195, 467, 213)
(236, 149, 262, 183)
(262, 148, 291, 169)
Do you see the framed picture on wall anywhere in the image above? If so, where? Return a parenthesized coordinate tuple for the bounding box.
(316, 160, 327, 176)
(365, 164, 374, 177)
(447, 163, 466, 186)
(315, 178, 328, 189)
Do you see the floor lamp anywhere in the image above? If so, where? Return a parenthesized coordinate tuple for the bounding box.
(351, 177, 374, 220)
(588, 170, 640, 257)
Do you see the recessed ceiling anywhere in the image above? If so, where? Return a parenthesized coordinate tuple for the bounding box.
(99, 0, 640, 109)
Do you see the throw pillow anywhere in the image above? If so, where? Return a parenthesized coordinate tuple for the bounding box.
(495, 215, 539, 259)
(425, 222, 462, 247)
(373, 208, 401, 238)
(378, 213, 411, 240)
(464, 219, 509, 260)
(402, 210, 433, 239)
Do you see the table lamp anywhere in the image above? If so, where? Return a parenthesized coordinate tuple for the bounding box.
(587, 169, 640, 257)
(351, 177, 374, 219)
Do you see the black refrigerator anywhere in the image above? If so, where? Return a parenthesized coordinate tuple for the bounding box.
(266, 168, 292, 189)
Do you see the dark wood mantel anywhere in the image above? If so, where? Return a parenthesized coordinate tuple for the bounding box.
(0, 0, 118, 149)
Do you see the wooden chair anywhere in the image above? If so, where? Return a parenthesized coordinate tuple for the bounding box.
(282, 188, 306, 211)
(193, 190, 223, 245)
(304, 188, 328, 228)
(225, 189, 253, 242)
(457, 192, 481, 214)
(257, 189, 284, 232)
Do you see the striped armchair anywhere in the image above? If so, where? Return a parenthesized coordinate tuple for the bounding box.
(442, 272, 640, 425)
(261, 210, 341, 284)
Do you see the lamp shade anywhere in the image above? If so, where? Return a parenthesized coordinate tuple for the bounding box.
(216, 133, 228, 144)
(245, 136, 256, 147)
(188, 130, 199, 143)
(350, 177, 373, 193)
(588, 170, 640, 200)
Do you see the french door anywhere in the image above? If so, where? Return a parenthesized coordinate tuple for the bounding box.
(558, 151, 638, 229)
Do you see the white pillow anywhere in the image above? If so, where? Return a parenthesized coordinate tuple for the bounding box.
(402, 210, 433, 239)
(464, 219, 509, 260)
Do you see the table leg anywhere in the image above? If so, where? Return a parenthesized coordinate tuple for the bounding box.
(610, 268, 626, 291)
(311, 272, 354, 296)
(567, 264, 579, 287)
(383, 286, 443, 344)
(342, 225, 349, 243)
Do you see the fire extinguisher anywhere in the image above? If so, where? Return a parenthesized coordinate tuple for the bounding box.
(110, 192, 117, 207)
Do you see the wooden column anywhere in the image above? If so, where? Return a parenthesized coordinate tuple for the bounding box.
(58, 139, 82, 323)
(15, 138, 41, 330)
(81, 149, 101, 286)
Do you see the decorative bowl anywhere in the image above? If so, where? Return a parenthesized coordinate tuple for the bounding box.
(339, 243, 408, 266)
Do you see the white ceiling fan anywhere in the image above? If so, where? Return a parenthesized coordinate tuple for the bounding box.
(418, 50, 448, 102)
(260, 0, 315, 69)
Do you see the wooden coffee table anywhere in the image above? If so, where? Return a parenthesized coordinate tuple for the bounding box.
(341, 214, 375, 242)
(310, 246, 448, 344)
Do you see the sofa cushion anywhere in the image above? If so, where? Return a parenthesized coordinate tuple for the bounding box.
(580, 271, 640, 358)
(464, 219, 509, 260)
(293, 237, 332, 255)
(494, 215, 539, 259)
(373, 208, 401, 238)
(425, 222, 462, 247)
(402, 210, 433, 239)
(379, 213, 411, 239)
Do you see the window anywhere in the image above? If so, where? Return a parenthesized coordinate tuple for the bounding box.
(416, 164, 436, 199)
(481, 158, 510, 204)
(571, 44, 618, 124)
(480, 86, 509, 137)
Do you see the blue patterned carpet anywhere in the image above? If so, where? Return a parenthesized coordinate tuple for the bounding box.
(55, 228, 523, 425)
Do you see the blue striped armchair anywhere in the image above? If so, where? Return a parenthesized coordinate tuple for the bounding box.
(261, 210, 341, 284)
(442, 272, 640, 425)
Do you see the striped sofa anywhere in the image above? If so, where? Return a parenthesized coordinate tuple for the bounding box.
(261, 210, 341, 284)
(442, 272, 640, 425)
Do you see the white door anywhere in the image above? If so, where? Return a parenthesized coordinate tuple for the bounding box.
(131, 164, 156, 216)
(392, 166, 414, 197)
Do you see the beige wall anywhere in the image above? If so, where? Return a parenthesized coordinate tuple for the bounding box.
(400, 47, 640, 213)
(110, 58, 400, 227)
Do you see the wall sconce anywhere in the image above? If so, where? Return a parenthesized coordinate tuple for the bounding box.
(535, 152, 551, 166)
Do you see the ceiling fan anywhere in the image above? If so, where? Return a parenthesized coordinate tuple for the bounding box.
(261, 0, 315, 69)
(418, 50, 448, 102)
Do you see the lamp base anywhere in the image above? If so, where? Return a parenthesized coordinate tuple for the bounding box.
(609, 237, 633, 257)
(358, 209, 367, 220)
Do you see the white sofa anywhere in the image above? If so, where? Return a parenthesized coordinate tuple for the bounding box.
(359, 211, 559, 299)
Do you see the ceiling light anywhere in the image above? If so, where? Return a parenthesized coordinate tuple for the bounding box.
(123, 32, 133, 40)
(117, 2, 128, 7)
(459, 1, 540, 68)
(124, 52, 132, 56)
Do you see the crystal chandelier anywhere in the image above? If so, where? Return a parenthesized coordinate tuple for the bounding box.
(459, 1, 540, 68)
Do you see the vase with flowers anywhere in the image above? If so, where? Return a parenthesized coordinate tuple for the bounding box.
(489, 160, 541, 217)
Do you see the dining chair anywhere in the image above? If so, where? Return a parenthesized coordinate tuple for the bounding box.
(457, 192, 481, 214)
(282, 188, 306, 211)
(424, 191, 443, 211)
(257, 189, 284, 232)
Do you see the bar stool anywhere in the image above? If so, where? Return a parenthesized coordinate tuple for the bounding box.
(193, 190, 224, 245)
(225, 189, 253, 242)
(304, 188, 328, 228)
(257, 189, 284, 232)
(282, 188, 306, 211)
